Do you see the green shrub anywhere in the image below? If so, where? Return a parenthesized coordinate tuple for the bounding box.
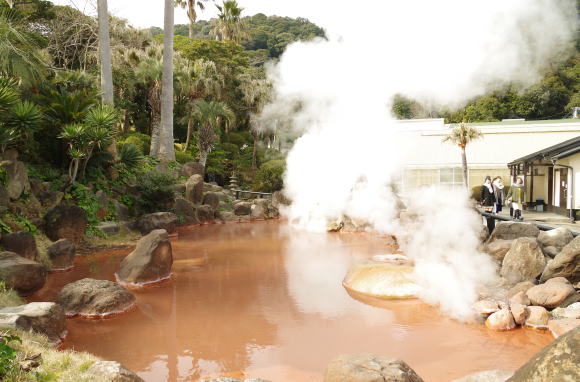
(174, 150, 194, 164)
(136, 171, 176, 213)
(0, 331, 21, 377)
(0, 168, 6, 186)
(119, 133, 151, 155)
(64, 183, 102, 234)
(253, 160, 285, 192)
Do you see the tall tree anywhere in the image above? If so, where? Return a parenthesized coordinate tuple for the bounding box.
(214, 0, 245, 43)
(174, 0, 207, 38)
(97, 0, 114, 105)
(442, 122, 483, 187)
(158, 0, 176, 161)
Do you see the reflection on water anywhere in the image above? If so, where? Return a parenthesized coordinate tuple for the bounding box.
(29, 221, 551, 382)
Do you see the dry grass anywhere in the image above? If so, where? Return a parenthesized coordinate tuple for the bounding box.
(79, 225, 141, 255)
(34, 233, 54, 268)
(0, 282, 25, 309)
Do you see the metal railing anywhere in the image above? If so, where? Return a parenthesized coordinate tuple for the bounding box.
(480, 211, 578, 236)
(231, 189, 272, 200)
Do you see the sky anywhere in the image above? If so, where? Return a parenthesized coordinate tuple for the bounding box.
(50, 0, 328, 29)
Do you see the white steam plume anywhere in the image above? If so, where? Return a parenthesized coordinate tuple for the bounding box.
(262, 0, 578, 319)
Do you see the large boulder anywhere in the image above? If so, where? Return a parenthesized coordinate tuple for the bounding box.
(56, 278, 135, 317)
(450, 370, 513, 382)
(548, 318, 580, 338)
(0, 160, 31, 200)
(551, 302, 580, 319)
(537, 227, 573, 257)
(507, 326, 579, 382)
(202, 192, 220, 210)
(197, 205, 214, 223)
(135, 212, 178, 235)
(0, 302, 66, 342)
(174, 198, 200, 225)
(526, 277, 575, 308)
(116, 229, 172, 285)
(43, 204, 87, 242)
(250, 202, 267, 220)
(180, 162, 204, 178)
(507, 281, 536, 298)
(510, 304, 527, 325)
(540, 234, 580, 283)
(485, 239, 513, 263)
(87, 361, 144, 382)
(324, 354, 424, 382)
(488, 222, 540, 242)
(46, 239, 75, 270)
(0, 252, 46, 295)
(500, 238, 545, 283)
(97, 221, 121, 236)
(185, 174, 204, 204)
(0, 231, 38, 261)
(113, 200, 131, 221)
(343, 261, 420, 299)
(233, 201, 252, 216)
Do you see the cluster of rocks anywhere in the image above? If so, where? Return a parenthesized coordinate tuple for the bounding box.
(478, 221, 580, 337)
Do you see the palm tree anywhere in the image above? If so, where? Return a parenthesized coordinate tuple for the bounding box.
(97, 0, 114, 105)
(442, 122, 483, 187)
(186, 99, 234, 169)
(174, 0, 208, 38)
(213, 0, 246, 43)
(176, 59, 224, 150)
(0, 8, 46, 80)
(159, 0, 176, 162)
(135, 47, 163, 153)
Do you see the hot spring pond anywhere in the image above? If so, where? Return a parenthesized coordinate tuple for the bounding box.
(30, 221, 552, 381)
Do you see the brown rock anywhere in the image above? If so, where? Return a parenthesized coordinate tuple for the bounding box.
(56, 278, 135, 317)
(233, 202, 252, 216)
(507, 327, 579, 382)
(0, 302, 66, 342)
(185, 174, 204, 204)
(202, 192, 220, 210)
(87, 361, 144, 382)
(0, 231, 38, 261)
(43, 204, 87, 242)
(0, 252, 47, 295)
(46, 239, 75, 270)
(485, 240, 513, 263)
(450, 370, 513, 382)
(540, 234, 580, 283)
(116, 229, 172, 285)
(510, 304, 528, 325)
(179, 162, 204, 178)
(537, 227, 573, 257)
(0, 160, 31, 200)
(548, 318, 580, 338)
(488, 222, 540, 242)
(526, 277, 575, 308)
(500, 238, 545, 283)
(324, 353, 424, 382)
(507, 281, 536, 298)
(134, 212, 178, 235)
(485, 309, 516, 331)
(524, 306, 549, 329)
(473, 300, 500, 315)
(197, 205, 214, 223)
(509, 291, 530, 306)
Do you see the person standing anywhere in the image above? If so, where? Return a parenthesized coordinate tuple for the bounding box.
(480, 176, 496, 232)
(507, 177, 525, 220)
(492, 176, 505, 213)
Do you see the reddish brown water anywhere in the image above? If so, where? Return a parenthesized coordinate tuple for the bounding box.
(30, 221, 552, 382)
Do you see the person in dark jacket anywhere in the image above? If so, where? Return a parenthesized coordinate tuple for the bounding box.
(480, 176, 496, 232)
(492, 176, 505, 213)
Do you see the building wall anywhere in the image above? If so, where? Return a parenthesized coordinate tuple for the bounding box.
(553, 155, 580, 209)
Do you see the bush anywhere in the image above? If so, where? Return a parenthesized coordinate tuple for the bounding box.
(174, 150, 194, 164)
(118, 133, 151, 155)
(253, 160, 285, 192)
(136, 171, 176, 213)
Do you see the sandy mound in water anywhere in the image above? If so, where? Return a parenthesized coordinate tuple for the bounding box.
(343, 257, 420, 299)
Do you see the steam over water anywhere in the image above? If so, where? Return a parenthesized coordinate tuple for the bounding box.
(260, 0, 578, 319)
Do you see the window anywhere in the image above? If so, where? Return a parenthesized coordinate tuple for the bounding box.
(439, 168, 463, 187)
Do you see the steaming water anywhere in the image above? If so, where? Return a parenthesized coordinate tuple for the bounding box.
(30, 222, 551, 382)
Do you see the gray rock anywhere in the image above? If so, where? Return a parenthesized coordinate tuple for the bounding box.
(0, 160, 31, 200)
(56, 278, 135, 317)
(87, 361, 144, 382)
(0, 252, 47, 295)
(507, 326, 579, 382)
(185, 174, 204, 204)
(324, 354, 424, 382)
(97, 222, 121, 235)
(526, 277, 575, 308)
(0, 231, 38, 261)
(548, 318, 580, 338)
(271, 191, 290, 207)
(174, 198, 200, 225)
(251, 203, 267, 220)
(43, 204, 87, 243)
(233, 202, 252, 216)
(507, 281, 536, 298)
(537, 227, 573, 257)
(485, 308, 516, 331)
(46, 239, 75, 270)
(116, 229, 172, 285)
(451, 370, 513, 382)
(114, 200, 131, 221)
(197, 205, 214, 223)
(135, 212, 178, 235)
(540, 234, 580, 283)
(95, 190, 108, 220)
(485, 239, 513, 263)
(501, 238, 545, 283)
(179, 162, 204, 178)
(488, 222, 540, 242)
(202, 192, 220, 210)
(0, 302, 66, 342)
(524, 306, 550, 329)
(510, 304, 528, 325)
(37, 190, 64, 209)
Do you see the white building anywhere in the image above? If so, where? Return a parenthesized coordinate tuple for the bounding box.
(396, 118, 580, 217)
